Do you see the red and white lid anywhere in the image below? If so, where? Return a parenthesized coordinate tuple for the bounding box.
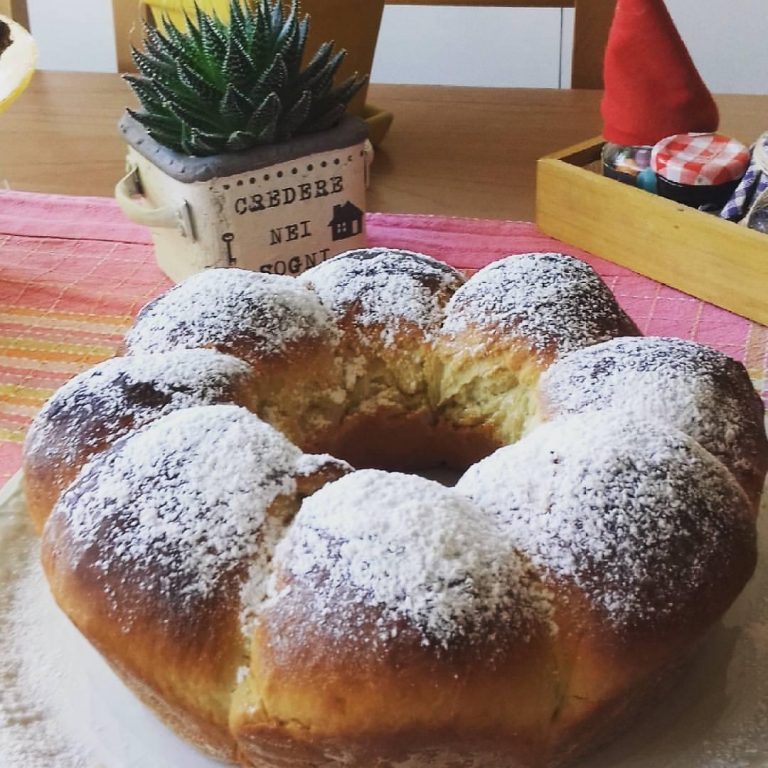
(652, 133, 750, 186)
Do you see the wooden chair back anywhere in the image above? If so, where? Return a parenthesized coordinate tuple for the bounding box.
(112, 0, 616, 89)
(0, 0, 29, 28)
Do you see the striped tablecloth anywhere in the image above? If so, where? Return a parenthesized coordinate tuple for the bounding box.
(1, 189, 766, 487)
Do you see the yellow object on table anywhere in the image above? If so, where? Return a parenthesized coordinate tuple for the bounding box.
(0, 15, 35, 114)
(142, 0, 228, 28)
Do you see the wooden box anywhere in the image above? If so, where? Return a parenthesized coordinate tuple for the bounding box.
(536, 138, 768, 326)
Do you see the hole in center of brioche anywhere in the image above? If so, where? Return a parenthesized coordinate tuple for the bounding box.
(299, 410, 504, 486)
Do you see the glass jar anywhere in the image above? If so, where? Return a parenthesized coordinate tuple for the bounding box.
(601, 143, 657, 192)
(651, 133, 750, 211)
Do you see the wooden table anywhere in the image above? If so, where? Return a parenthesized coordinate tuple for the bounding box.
(2, 71, 768, 221)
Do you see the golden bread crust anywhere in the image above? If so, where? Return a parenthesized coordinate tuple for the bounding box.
(234, 576, 558, 768)
(43, 515, 244, 759)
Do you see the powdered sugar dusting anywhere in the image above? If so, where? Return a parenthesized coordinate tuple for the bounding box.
(457, 412, 753, 625)
(58, 405, 304, 603)
(442, 253, 637, 356)
(24, 349, 255, 464)
(125, 268, 338, 357)
(539, 337, 767, 495)
(299, 248, 465, 346)
(273, 470, 553, 647)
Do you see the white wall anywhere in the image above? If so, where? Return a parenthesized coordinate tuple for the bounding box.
(25, 0, 768, 94)
(371, 6, 566, 88)
(666, 0, 768, 95)
(28, 0, 115, 72)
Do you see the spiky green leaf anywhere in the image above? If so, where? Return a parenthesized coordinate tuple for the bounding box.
(302, 49, 346, 97)
(329, 73, 368, 107)
(124, 74, 165, 112)
(278, 89, 311, 139)
(131, 48, 175, 80)
(165, 99, 224, 134)
(298, 42, 333, 87)
(305, 103, 346, 134)
(246, 91, 281, 134)
(226, 130, 261, 151)
(175, 58, 220, 103)
(197, 10, 227, 66)
(189, 127, 225, 154)
(220, 83, 254, 122)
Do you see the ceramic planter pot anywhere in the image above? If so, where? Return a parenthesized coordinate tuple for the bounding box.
(116, 113, 369, 282)
(142, 0, 392, 144)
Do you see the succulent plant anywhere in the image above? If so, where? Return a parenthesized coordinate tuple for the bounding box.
(125, 0, 367, 156)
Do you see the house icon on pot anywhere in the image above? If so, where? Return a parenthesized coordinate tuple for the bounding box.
(329, 201, 364, 241)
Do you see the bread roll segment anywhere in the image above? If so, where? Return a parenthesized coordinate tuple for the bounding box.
(124, 268, 347, 448)
(457, 411, 757, 765)
(431, 253, 641, 447)
(298, 248, 470, 469)
(23, 349, 258, 533)
(537, 336, 768, 506)
(41, 405, 350, 761)
(234, 470, 559, 768)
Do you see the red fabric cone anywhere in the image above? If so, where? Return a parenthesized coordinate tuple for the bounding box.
(601, 0, 719, 147)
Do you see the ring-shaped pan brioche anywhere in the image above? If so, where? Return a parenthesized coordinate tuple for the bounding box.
(27, 249, 766, 768)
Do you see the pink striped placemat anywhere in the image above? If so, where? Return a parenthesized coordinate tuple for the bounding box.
(1, 189, 766, 486)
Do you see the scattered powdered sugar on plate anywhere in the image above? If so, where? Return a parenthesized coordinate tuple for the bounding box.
(125, 268, 338, 357)
(441, 253, 637, 355)
(58, 404, 304, 604)
(0, 476, 92, 768)
(273, 469, 553, 647)
(24, 349, 255, 464)
(457, 411, 754, 625)
(299, 248, 465, 346)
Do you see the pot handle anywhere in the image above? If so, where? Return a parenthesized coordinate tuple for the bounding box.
(115, 164, 195, 241)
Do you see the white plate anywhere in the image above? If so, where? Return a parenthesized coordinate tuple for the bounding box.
(2, 470, 768, 768)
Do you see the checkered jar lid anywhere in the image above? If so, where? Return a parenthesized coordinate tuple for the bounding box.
(651, 133, 750, 186)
